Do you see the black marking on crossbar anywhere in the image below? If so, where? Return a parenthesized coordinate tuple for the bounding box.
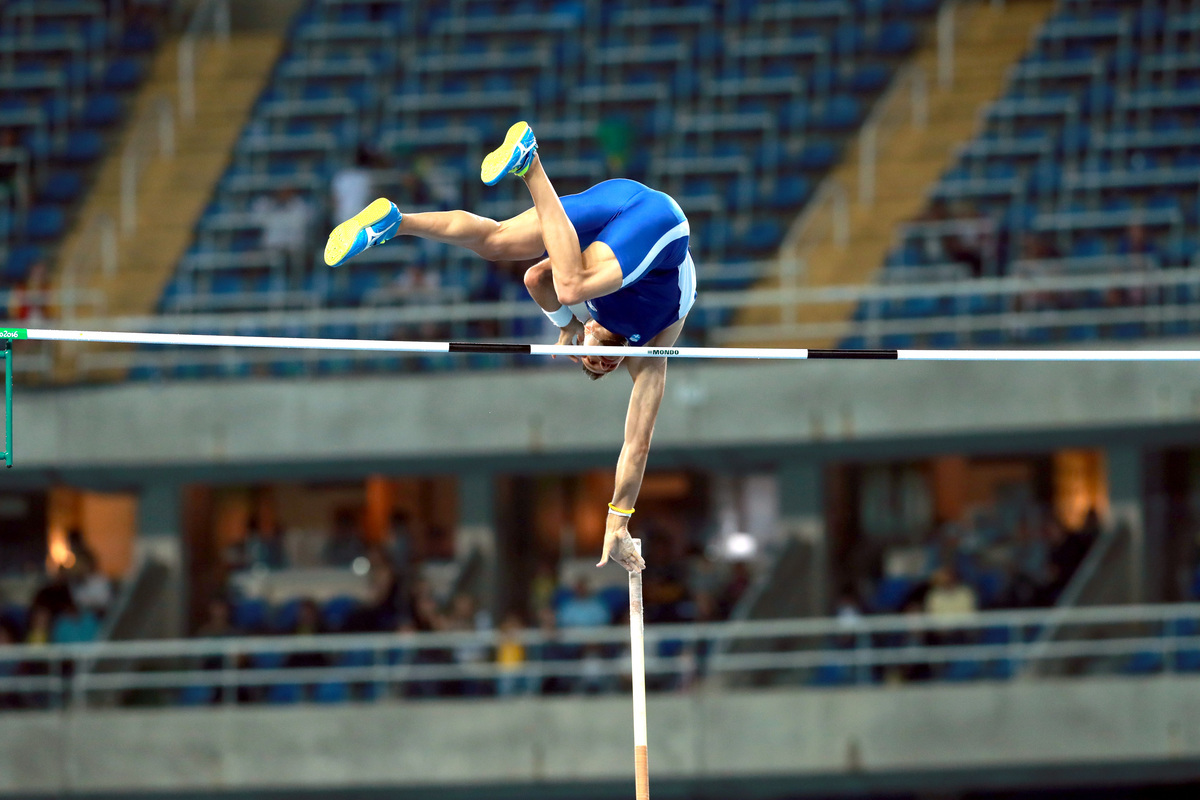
(807, 349, 899, 360)
(448, 342, 533, 354)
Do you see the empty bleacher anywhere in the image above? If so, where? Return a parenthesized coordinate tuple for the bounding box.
(0, 0, 160, 288)
(850, 0, 1200, 350)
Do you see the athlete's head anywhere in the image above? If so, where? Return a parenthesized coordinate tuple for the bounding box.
(580, 319, 627, 380)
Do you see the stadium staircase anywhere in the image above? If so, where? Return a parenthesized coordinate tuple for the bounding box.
(58, 32, 284, 318)
(734, 0, 1057, 346)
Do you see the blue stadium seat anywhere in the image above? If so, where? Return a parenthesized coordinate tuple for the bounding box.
(266, 683, 305, 704)
(103, 57, 144, 90)
(60, 130, 102, 163)
(943, 660, 983, 682)
(313, 681, 351, 703)
(82, 92, 121, 127)
(1123, 650, 1164, 675)
(3, 245, 42, 282)
(25, 205, 65, 240)
(811, 662, 856, 687)
(322, 596, 361, 631)
(232, 597, 270, 631)
(178, 685, 216, 706)
(39, 170, 83, 203)
(871, 576, 915, 613)
(273, 598, 304, 632)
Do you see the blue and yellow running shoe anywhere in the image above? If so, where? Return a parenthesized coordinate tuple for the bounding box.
(480, 121, 538, 186)
(324, 198, 402, 268)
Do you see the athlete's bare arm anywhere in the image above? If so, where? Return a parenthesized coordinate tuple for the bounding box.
(595, 316, 686, 574)
(524, 259, 584, 355)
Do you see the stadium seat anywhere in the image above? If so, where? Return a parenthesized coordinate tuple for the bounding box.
(232, 598, 270, 631)
(266, 683, 305, 704)
(177, 685, 216, 706)
(313, 681, 351, 703)
(38, 170, 83, 203)
(103, 57, 144, 90)
(25, 205, 65, 240)
(322, 595, 361, 631)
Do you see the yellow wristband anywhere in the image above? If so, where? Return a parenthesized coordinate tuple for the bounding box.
(607, 503, 635, 517)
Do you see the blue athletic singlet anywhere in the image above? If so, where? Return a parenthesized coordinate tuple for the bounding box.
(558, 179, 697, 344)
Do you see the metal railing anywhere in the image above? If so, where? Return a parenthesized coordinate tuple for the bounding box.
(177, 0, 230, 122)
(1, 603, 1198, 710)
(57, 213, 118, 308)
(120, 96, 175, 235)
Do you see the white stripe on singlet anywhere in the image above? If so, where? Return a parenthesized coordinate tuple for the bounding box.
(621, 219, 692, 288)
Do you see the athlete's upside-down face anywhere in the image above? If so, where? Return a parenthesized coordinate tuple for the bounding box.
(580, 319, 626, 380)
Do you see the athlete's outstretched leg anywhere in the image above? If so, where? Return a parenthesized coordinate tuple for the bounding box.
(325, 200, 545, 267)
(519, 154, 586, 287)
(480, 121, 620, 305)
(396, 207, 544, 262)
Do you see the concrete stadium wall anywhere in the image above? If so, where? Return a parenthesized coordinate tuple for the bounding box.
(13, 356, 1200, 481)
(3, 677, 1200, 795)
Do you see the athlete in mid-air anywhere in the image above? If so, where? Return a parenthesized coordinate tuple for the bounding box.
(323, 122, 696, 574)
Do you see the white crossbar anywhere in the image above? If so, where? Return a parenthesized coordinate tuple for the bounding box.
(9, 328, 1200, 361)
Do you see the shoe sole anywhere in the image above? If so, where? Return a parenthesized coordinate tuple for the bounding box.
(324, 198, 396, 267)
(480, 121, 531, 186)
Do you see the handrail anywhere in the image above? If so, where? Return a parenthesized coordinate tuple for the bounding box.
(1, 601, 1197, 661)
(2, 602, 1199, 707)
(57, 213, 117, 314)
(1018, 521, 1124, 676)
(120, 96, 175, 235)
(177, 0, 230, 122)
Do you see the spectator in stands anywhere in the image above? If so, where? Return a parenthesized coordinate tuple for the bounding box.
(446, 593, 489, 696)
(348, 546, 405, 632)
(24, 605, 51, 646)
(596, 115, 635, 176)
(718, 562, 753, 618)
(398, 159, 435, 208)
(836, 591, 865, 629)
(1008, 518, 1051, 608)
(924, 567, 978, 621)
(529, 559, 558, 620)
(331, 145, 377, 227)
(196, 597, 239, 639)
(323, 508, 367, 567)
(0, 128, 27, 212)
(405, 580, 453, 698)
(193, 598, 245, 703)
(1114, 221, 1158, 307)
(686, 545, 724, 621)
(494, 612, 529, 697)
(892, 598, 934, 684)
(50, 599, 100, 644)
(1047, 509, 1099, 600)
(408, 578, 447, 633)
(240, 518, 288, 571)
(69, 551, 113, 619)
(29, 571, 73, 623)
(533, 607, 574, 696)
(9, 260, 51, 322)
(0, 619, 21, 709)
(382, 511, 413, 582)
(282, 599, 330, 701)
(252, 188, 314, 280)
(557, 577, 611, 629)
